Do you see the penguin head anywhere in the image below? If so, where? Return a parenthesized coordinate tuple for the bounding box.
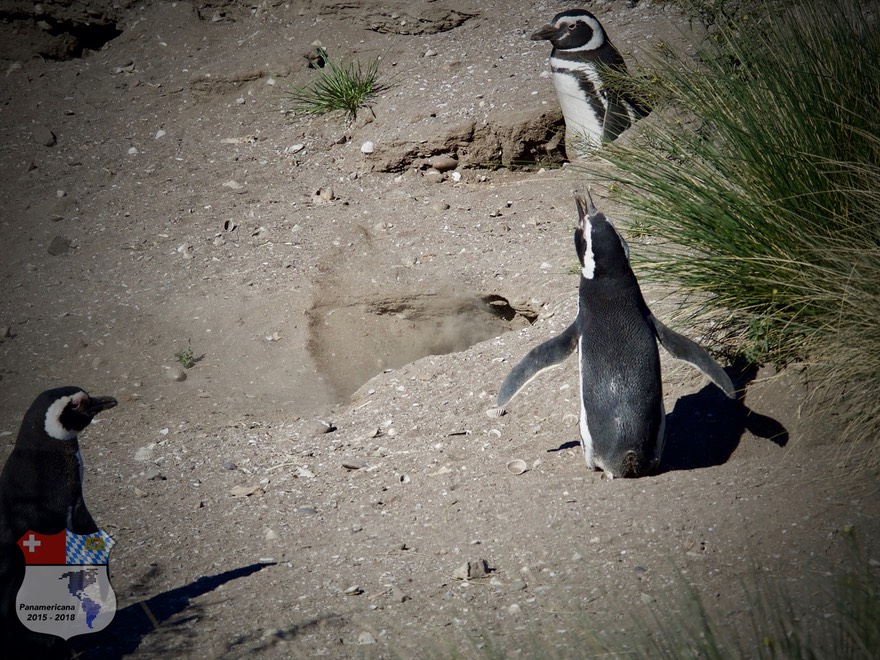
(530, 9, 606, 51)
(574, 193, 632, 281)
(24, 387, 118, 442)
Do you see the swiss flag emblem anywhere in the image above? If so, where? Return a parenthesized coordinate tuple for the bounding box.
(16, 531, 66, 565)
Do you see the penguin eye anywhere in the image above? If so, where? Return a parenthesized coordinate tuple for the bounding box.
(71, 396, 88, 412)
(567, 23, 577, 31)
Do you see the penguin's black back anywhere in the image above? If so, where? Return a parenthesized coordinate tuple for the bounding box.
(575, 203, 664, 477)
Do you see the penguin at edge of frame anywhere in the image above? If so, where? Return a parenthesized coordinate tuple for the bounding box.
(0, 386, 117, 654)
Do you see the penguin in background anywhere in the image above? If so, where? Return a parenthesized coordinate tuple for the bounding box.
(531, 9, 650, 160)
(497, 194, 734, 479)
(0, 386, 117, 654)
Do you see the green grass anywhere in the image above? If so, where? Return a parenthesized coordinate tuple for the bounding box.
(174, 340, 196, 369)
(596, 0, 880, 464)
(284, 48, 391, 121)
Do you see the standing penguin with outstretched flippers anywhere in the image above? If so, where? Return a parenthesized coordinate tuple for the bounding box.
(497, 194, 734, 478)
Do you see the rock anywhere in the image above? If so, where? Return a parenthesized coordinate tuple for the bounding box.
(144, 467, 165, 481)
(342, 459, 368, 470)
(165, 366, 187, 382)
(423, 169, 444, 184)
(134, 445, 154, 462)
(360, 141, 375, 154)
(453, 559, 490, 580)
(264, 529, 279, 541)
(344, 585, 363, 595)
(47, 236, 73, 256)
(312, 420, 335, 435)
(33, 125, 56, 147)
(313, 187, 334, 204)
(509, 580, 527, 592)
(429, 154, 458, 172)
(485, 407, 506, 418)
(357, 632, 376, 645)
(432, 201, 450, 212)
(230, 484, 264, 497)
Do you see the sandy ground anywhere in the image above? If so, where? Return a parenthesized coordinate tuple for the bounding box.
(1, 0, 878, 657)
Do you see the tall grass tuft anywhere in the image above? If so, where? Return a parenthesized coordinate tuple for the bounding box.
(285, 48, 391, 121)
(598, 0, 880, 464)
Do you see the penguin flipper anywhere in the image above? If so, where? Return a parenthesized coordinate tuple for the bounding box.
(648, 314, 736, 398)
(497, 322, 579, 407)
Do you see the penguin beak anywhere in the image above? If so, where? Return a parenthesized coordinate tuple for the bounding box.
(85, 396, 118, 415)
(530, 24, 560, 41)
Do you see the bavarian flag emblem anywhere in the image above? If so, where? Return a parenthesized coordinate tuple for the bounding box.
(15, 530, 117, 639)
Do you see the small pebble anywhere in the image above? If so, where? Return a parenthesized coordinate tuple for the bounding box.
(360, 141, 375, 154)
(357, 632, 376, 645)
(134, 446, 153, 462)
(165, 366, 187, 382)
(429, 154, 458, 172)
(144, 467, 165, 481)
(423, 169, 444, 184)
(47, 236, 73, 256)
(33, 125, 56, 147)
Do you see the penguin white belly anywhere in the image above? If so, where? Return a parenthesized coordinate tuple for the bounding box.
(550, 60, 606, 156)
(577, 335, 595, 468)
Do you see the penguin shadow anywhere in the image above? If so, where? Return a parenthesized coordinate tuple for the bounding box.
(69, 561, 278, 659)
(547, 358, 788, 474)
(659, 358, 788, 473)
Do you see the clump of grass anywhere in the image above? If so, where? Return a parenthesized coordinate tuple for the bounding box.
(602, 537, 880, 659)
(285, 48, 390, 121)
(174, 340, 196, 369)
(597, 0, 880, 461)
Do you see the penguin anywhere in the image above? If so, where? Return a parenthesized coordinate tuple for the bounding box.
(497, 194, 735, 479)
(531, 9, 650, 160)
(0, 386, 117, 654)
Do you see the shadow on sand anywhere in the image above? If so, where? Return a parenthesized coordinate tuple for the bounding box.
(549, 358, 788, 474)
(70, 562, 274, 658)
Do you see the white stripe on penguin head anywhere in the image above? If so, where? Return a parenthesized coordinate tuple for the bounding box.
(557, 15, 606, 52)
(44, 392, 86, 440)
(581, 221, 595, 279)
